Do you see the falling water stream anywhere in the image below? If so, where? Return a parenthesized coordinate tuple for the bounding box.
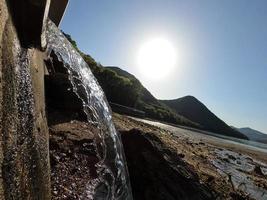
(46, 20, 132, 200)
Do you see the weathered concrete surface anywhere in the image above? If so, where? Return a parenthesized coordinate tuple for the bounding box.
(0, 0, 51, 199)
(6, 0, 51, 48)
(0, 0, 8, 197)
(49, 0, 69, 26)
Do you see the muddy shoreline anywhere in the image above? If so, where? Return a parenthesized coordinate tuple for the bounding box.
(49, 112, 267, 199)
(115, 115, 267, 200)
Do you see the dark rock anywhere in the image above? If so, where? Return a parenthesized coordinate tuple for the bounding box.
(45, 73, 87, 121)
(120, 129, 215, 200)
(222, 158, 230, 163)
(254, 165, 265, 177)
(178, 153, 185, 158)
(207, 175, 215, 183)
(228, 154, 237, 161)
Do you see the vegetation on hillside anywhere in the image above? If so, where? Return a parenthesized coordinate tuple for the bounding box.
(64, 33, 247, 139)
(64, 33, 198, 127)
(106, 67, 199, 127)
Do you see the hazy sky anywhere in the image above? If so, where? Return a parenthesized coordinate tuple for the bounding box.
(61, 0, 267, 133)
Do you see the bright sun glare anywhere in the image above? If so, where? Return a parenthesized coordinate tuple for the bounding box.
(137, 38, 177, 80)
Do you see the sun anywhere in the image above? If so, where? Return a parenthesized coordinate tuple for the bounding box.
(137, 38, 177, 79)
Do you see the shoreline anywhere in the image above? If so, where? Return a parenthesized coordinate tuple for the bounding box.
(113, 113, 267, 199)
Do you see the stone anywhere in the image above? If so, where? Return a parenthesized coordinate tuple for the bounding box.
(120, 129, 214, 200)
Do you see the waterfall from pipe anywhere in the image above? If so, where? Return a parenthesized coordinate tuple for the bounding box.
(46, 20, 132, 200)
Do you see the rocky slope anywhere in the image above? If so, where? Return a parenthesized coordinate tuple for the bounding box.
(114, 114, 267, 200)
(120, 129, 214, 200)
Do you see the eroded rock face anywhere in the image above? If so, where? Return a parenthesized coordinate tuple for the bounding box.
(120, 129, 215, 200)
(0, 0, 50, 199)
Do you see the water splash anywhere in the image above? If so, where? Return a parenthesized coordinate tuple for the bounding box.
(46, 20, 132, 200)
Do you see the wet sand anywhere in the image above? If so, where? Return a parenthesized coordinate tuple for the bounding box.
(113, 114, 267, 200)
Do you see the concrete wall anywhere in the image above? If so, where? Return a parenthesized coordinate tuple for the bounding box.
(0, 0, 50, 199)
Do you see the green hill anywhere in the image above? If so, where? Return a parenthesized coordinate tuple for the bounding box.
(161, 96, 248, 139)
(64, 33, 247, 139)
(105, 67, 199, 127)
(62, 34, 198, 127)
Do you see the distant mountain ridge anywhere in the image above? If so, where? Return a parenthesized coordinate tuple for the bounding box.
(107, 67, 247, 140)
(161, 96, 248, 139)
(232, 127, 267, 144)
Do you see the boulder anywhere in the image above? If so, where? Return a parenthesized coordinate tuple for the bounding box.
(120, 129, 215, 200)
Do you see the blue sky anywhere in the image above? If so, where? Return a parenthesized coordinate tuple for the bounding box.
(61, 0, 267, 133)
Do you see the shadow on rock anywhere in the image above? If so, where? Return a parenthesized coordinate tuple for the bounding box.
(120, 129, 215, 200)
